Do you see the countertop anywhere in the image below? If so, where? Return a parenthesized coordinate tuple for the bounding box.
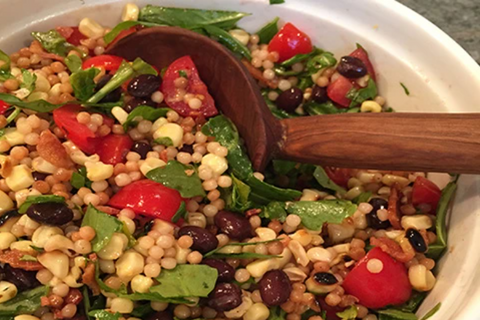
(398, 0, 480, 64)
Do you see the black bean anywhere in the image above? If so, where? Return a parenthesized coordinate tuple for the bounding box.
(310, 85, 328, 104)
(207, 283, 242, 312)
(366, 198, 391, 229)
(179, 144, 194, 154)
(406, 229, 427, 253)
(96, 74, 122, 103)
(128, 74, 162, 98)
(313, 272, 338, 285)
(26, 202, 73, 226)
(4, 265, 39, 292)
(32, 172, 48, 181)
(0, 210, 19, 227)
(178, 226, 218, 254)
(131, 141, 153, 159)
(202, 258, 235, 283)
(337, 56, 367, 79)
(123, 98, 157, 113)
(276, 87, 303, 113)
(214, 211, 252, 241)
(145, 311, 174, 320)
(258, 270, 292, 306)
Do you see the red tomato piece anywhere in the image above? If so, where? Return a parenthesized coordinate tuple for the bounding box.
(327, 75, 354, 108)
(325, 167, 352, 188)
(268, 23, 313, 62)
(56, 26, 87, 46)
(316, 297, 342, 320)
(343, 247, 412, 309)
(161, 56, 218, 118)
(105, 26, 139, 50)
(412, 176, 442, 212)
(82, 55, 125, 71)
(96, 134, 133, 165)
(108, 180, 182, 221)
(0, 100, 10, 115)
(349, 47, 376, 81)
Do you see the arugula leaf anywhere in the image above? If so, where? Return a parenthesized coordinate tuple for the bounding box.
(400, 82, 410, 96)
(0, 93, 65, 112)
(420, 303, 441, 320)
(261, 201, 287, 222)
(70, 167, 92, 190)
(305, 51, 337, 75)
(203, 25, 251, 60)
(257, 17, 279, 44)
(286, 200, 357, 231)
(270, 0, 285, 4)
(151, 264, 218, 298)
(337, 306, 358, 320)
(20, 70, 37, 93)
(132, 57, 159, 76)
(94, 260, 128, 295)
(154, 137, 174, 146)
(376, 309, 417, 320)
(204, 239, 280, 258)
(31, 30, 78, 57)
(297, 76, 314, 91)
(313, 166, 346, 193)
(88, 310, 121, 320)
(139, 5, 250, 30)
(82, 205, 124, 252)
(303, 101, 341, 115)
(223, 175, 252, 212)
(0, 286, 48, 316)
(130, 303, 154, 318)
(0, 49, 11, 70)
(269, 306, 287, 320)
(346, 78, 378, 108)
(123, 105, 170, 131)
(18, 195, 65, 213)
(65, 54, 83, 73)
(352, 191, 372, 204)
(246, 175, 301, 203)
(104, 21, 140, 45)
(70, 68, 100, 102)
(171, 201, 187, 223)
(427, 182, 456, 260)
(281, 48, 323, 67)
(146, 160, 206, 198)
(120, 292, 188, 304)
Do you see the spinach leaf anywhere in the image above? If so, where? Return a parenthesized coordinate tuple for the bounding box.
(281, 48, 323, 67)
(400, 82, 410, 96)
(223, 175, 252, 212)
(376, 309, 417, 320)
(286, 200, 357, 231)
(65, 54, 83, 73)
(139, 5, 250, 30)
(31, 30, 78, 57)
(132, 57, 159, 76)
(90, 294, 106, 312)
(336, 306, 357, 320)
(206, 252, 280, 259)
(352, 191, 372, 204)
(18, 195, 65, 213)
(146, 160, 206, 198)
(270, 0, 285, 4)
(103, 21, 140, 45)
(303, 101, 341, 115)
(70, 167, 92, 190)
(123, 105, 170, 131)
(204, 239, 280, 258)
(269, 306, 287, 320)
(0, 286, 48, 316)
(203, 25, 251, 60)
(261, 201, 287, 222)
(88, 310, 121, 320)
(120, 292, 188, 304)
(154, 137, 173, 146)
(171, 201, 187, 223)
(130, 303, 154, 318)
(29, 245, 44, 253)
(256, 17, 279, 44)
(420, 303, 441, 320)
(305, 52, 337, 75)
(20, 70, 36, 93)
(0, 49, 11, 70)
(427, 182, 456, 260)
(83, 286, 92, 320)
(246, 175, 301, 202)
(70, 68, 100, 102)
(82, 205, 124, 252)
(0, 93, 65, 112)
(313, 166, 346, 193)
(398, 292, 427, 313)
(272, 160, 297, 175)
(297, 76, 314, 91)
(346, 78, 378, 108)
(152, 264, 218, 298)
(94, 260, 127, 295)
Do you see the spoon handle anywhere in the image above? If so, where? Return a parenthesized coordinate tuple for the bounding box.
(277, 113, 480, 173)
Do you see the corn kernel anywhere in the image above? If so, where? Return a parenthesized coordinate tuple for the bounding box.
(201, 153, 228, 176)
(79, 18, 105, 39)
(0, 281, 17, 303)
(121, 3, 140, 21)
(0, 190, 14, 214)
(112, 107, 129, 124)
(401, 215, 432, 230)
(5, 165, 34, 191)
(3, 129, 25, 146)
(140, 157, 167, 176)
(361, 100, 382, 113)
(153, 123, 184, 147)
(85, 161, 114, 181)
(38, 251, 69, 278)
(243, 303, 270, 320)
(228, 29, 250, 46)
(32, 157, 58, 174)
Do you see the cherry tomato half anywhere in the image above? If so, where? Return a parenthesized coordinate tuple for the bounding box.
(327, 75, 354, 108)
(96, 134, 133, 165)
(325, 167, 352, 188)
(0, 100, 10, 115)
(412, 176, 442, 212)
(56, 26, 87, 46)
(268, 23, 313, 62)
(82, 55, 125, 71)
(349, 47, 376, 81)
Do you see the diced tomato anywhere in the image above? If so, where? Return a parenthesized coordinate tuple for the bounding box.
(316, 297, 342, 320)
(108, 180, 182, 221)
(325, 167, 352, 188)
(343, 247, 412, 309)
(96, 134, 133, 165)
(268, 23, 313, 62)
(82, 55, 125, 71)
(349, 47, 376, 81)
(327, 75, 354, 108)
(412, 176, 442, 212)
(0, 100, 10, 115)
(56, 26, 87, 46)
(106, 26, 139, 49)
(161, 56, 218, 118)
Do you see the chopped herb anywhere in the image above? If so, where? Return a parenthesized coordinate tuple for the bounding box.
(0, 286, 49, 316)
(303, 101, 341, 115)
(178, 70, 188, 78)
(269, 306, 287, 320)
(0, 49, 11, 71)
(19, 254, 37, 262)
(346, 78, 378, 108)
(94, 260, 127, 295)
(376, 309, 417, 320)
(171, 201, 187, 223)
(19, 69, 37, 93)
(70, 167, 92, 190)
(280, 48, 323, 67)
(18, 195, 65, 213)
(70, 68, 100, 102)
(400, 82, 410, 96)
(305, 51, 337, 75)
(222, 174, 252, 213)
(313, 166, 346, 194)
(205, 252, 281, 259)
(352, 191, 372, 204)
(261, 201, 287, 222)
(256, 17, 279, 44)
(270, 0, 286, 4)
(64, 53, 83, 73)
(31, 30, 80, 57)
(120, 292, 188, 304)
(123, 105, 170, 131)
(82, 205, 124, 252)
(29, 245, 44, 253)
(337, 306, 358, 320)
(132, 57, 158, 76)
(154, 137, 174, 146)
(104, 21, 140, 45)
(204, 239, 280, 258)
(87, 310, 122, 320)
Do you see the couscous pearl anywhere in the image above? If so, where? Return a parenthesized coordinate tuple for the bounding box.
(249, 216, 261, 229)
(203, 204, 218, 217)
(178, 235, 193, 249)
(157, 235, 175, 249)
(148, 246, 165, 260)
(217, 176, 232, 188)
(90, 114, 103, 126)
(164, 247, 176, 258)
(138, 120, 152, 133)
(207, 190, 220, 202)
(91, 180, 108, 193)
(166, 110, 180, 122)
(206, 142, 220, 154)
(191, 152, 203, 163)
(263, 69, 275, 80)
(94, 46, 105, 56)
(83, 193, 100, 206)
(234, 268, 251, 283)
(187, 251, 202, 264)
(358, 203, 373, 214)
(198, 168, 213, 181)
(139, 236, 155, 250)
(151, 91, 164, 103)
(174, 305, 191, 319)
(262, 60, 274, 69)
(213, 146, 228, 157)
(74, 239, 92, 254)
(79, 226, 96, 241)
(316, 76, 329, 87)
(292, 62, 304, 72)
(115, 173, 132, 187)
(61, 304, 77, 319)
(258, 50, 269, 60)
(188, 98, 202, 110)
(268, 91, 279, 101)
(52, 283, 70, 297)
(194, 131, 207, 143)
(251, 57, 262, 68)
(216, 234, 229, 247)
(174, 77, 188, 89)
(161, 257, 177, 270)
(253, 172, 265, 181)
(144, 263, 161, 278)
(286, 214, 301, 228)
(278, 79, 292, 91)
(202, 179, 218, 191)
(119, 208, 135, 219)
(250, 34, 260, 44)
(367, 258, 383, 273)
(186, 200, 199, 213)
(177, 152, 192, 165)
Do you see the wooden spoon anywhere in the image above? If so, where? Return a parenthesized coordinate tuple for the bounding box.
(107, 27, 480, 174)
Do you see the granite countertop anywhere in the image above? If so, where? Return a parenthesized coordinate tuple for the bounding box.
(397, 0, 480, 64)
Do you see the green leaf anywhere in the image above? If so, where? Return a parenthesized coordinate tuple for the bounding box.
(31, 30, 78, 57)
(269, 306, 287, 320)
(205, 239, 280, 258)
(286, 200, 357, 231)
(132, 57, 159, 76)
(65, 54, 83, 73)
(70, 68, 100, 102)
(146, 160, 206, 198)
(0, 286, 49, 316)
(104, 21, 140, 45)
(336, 306, 358, 320)
(305, 51, 337, 75)
(154, 137, 174, 147)
(303, 101, 341, 115)
(427, 182, 456, 260)
(122, 222, 137, 248)
(400, 82, 410, 96)
(313, 166, 346, 193)
(70, 167, 92, 190)
(261, 201, 287, 222)
(0, 49, 11, 71)
(223, 174, 252, 213)
(90, 294, 106, 311)
(272, 160, 297, 175)
(298, 76, 314, 91)
(280, 48, 323, 67)
(19, 70, 37, 93)
(152, 264, 218, 298)
(82, 205, 124, 252)
(398, 292, 427, 313)
(129, 303, 154, 318)
(270, 0, 285, 4)
(0, 93, 65, 112)
(87, 60, 131, 104)
(88, 310, 121, 320)
(206, 252, 280, 259)
(203, 25, 251, 60)
(346, 78, 378, 108)
(119, 292, 188, 304)
(377, 309, 417, 320)
(139, 5, 250, 30)
(420, 303, 441, 320)
(171, 201, 186, 223)
(18, 195, 65, 214)
(94, 260, 127, 295)
(29, 245, 44, 253)
(83, 286, 92, 320)
(256, 17, 279, 44)
(123, 105, 170, 131)
(19, 254, 37, 262)
(246, 175, 301, 203)
(352, 191, 372, 204)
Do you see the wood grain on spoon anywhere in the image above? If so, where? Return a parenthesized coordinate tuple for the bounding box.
(107, 26, 480, 174)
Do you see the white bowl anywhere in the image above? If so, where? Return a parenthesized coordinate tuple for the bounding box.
(0, 0, 479, 319)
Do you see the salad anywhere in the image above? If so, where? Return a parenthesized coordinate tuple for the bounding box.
(0, 3, 456, 320)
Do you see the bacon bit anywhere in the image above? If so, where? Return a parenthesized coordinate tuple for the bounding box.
(95, 206, 120, 216)
(370, 236, 415, 263)
(41, 296, 50, 307)
(38, 52, 65, 62)
(65, 288, 83, 305)
(82, 256, 100, 295)
(54, 309, 64, 319)
(160, 149, 169, 163)
(246, 208, 262, 218)
(37, 130, 74, 169)
(56, 26, 74, 39)
(0, 250, 43, 270)
(387, 183, 402, 230)
(241, 59, 278, 89)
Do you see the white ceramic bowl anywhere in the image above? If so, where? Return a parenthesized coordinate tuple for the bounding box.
(0, 0, 479, 319)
